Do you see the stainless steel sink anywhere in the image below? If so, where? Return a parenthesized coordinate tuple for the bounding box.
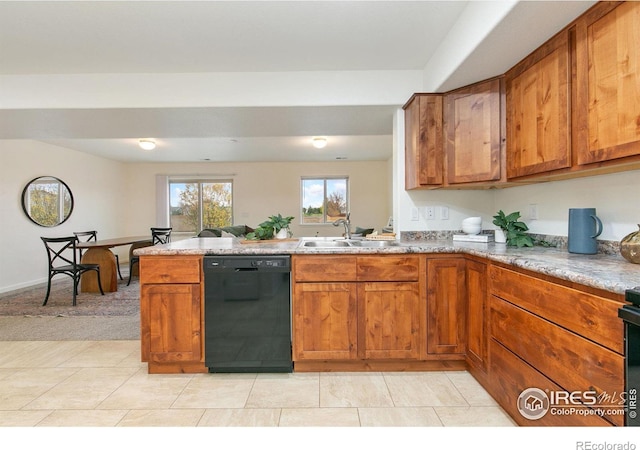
(300, 239, 400, 248)
(301, 240, 352, 248)
(349, 240, 400, 247)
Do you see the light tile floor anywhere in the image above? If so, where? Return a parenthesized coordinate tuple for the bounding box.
(0, 340, 517, 427)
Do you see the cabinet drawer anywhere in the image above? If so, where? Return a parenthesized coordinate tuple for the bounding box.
(489, 265, 624, 353)
(293, 255, 357, 282)
(140, 256, 201, 284)
(357, 255, 420, 281)
(490, 295, 624, 426)
(489, 338, 613, 426)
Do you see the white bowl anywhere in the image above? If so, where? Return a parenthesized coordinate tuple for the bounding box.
(462, 223, 482, 235)
(461, 216, 482, 225)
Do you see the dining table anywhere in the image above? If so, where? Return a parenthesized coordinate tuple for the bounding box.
(77, 235, 152, 293)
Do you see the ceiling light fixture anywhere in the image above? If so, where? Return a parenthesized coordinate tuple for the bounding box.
(312, 137, 327, 149)
(138, 139, 156, 151)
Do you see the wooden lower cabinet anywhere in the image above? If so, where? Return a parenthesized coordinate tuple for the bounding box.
(292, 254, 436, 370)
(359, 282, 421, 360)
(139, 255, 207, 374)
(292, 282, 358, 360)
(489, 338, 613, 427)
(465, 259, 488, 376)
(487, 264, 625, 426)
(426, 257, 466, 356)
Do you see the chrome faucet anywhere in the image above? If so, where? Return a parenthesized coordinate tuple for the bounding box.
(333, 212, 351, 239)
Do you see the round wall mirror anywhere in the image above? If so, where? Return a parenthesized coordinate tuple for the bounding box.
(21, 176, 74, 227)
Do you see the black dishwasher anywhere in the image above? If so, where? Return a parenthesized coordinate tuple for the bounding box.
(203, 255, 292, 373)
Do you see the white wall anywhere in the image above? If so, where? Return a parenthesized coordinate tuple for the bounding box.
(493, 170, 640, 241)
(0, 140, 127, 293)
(122, 160, 391, 240)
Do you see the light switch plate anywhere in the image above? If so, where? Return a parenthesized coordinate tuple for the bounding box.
(529, 203, 539, 220)
(441, 206, 449, 220)
(410, 207, 419, 221)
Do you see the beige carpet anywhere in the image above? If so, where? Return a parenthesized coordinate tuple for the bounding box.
(0, 315, 139, 341)
(0, 273, 140, 340)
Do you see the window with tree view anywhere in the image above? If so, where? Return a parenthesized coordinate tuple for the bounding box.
(169, 180, 233, 233)
(301, 177, 348, 224)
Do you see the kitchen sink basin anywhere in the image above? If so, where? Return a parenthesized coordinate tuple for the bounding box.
(300, 239, 400, 248)
(301, 240, 352, 248)
(349, 240, 400, 247)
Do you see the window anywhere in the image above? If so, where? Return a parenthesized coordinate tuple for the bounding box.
(301, 177, 349, 224)
(169, 179, 233, 233)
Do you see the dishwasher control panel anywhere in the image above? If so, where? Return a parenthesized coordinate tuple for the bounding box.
(204, 255, 291, 271)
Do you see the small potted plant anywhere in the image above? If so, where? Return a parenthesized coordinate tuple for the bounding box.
(492, 210, 534, 247)
(246, 214, 294, 240)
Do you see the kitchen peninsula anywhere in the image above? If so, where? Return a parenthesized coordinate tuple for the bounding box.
(136, 236, 639, 426)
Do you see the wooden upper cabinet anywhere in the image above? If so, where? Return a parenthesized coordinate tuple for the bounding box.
(575, 1, 640, 165)
(506, 30, 571, 179)
(444, 78, 504, 185)
(404, 94, 443, 189)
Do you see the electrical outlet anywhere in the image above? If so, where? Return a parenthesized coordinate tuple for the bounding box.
(425, 206, 435, 220)
(440, 206, 449, 220)
(410, 207, 419, 221)
(529, 203, 539, 220)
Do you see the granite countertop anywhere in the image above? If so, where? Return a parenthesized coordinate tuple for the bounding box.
(135, 237, 640, 296)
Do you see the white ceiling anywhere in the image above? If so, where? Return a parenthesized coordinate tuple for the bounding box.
(0, 0, 596, 163)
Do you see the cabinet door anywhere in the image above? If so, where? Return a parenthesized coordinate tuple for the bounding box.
(404, 94, 443, 189)
(466, 259, 487, 372)
(445, 78, 503, 184)
(359, 282, 421, 360)
(506, 31, 571, 178)
(292, 282, 358, 360)
(426, 258, 466, 355)
(575, 1, 640, 165)
(142, 283, 202, 363)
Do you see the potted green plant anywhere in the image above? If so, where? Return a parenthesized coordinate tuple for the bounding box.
(492, 210, 534, 247)
(245, 214, 294, 240)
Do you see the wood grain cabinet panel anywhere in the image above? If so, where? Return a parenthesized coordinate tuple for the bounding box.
(140, 256, 201, 284)
(489, 338, 613, 426)
(292, 282, 358, 360)
(404, 94, 444, 189)
(426, 258, 466, 355)
(139, 255, 206, 373)
(444, 78, 504, 185)
(465, 259, 487, 373)
(489, 265, 624, 354)
(292, 255, 424, 363)
(293, 255, 356, 282)
(356, 255, 419, 281)
(359, 282, 421, 360)
(491, 295, 624, 426)
(506, 30, 571, 179)
(575, 1, 640, 165)
(143, 283, 202, 363)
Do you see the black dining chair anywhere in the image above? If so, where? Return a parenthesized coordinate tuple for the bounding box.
(74, 230, 123, 280)
(151, 227, 172, 244)
(127, 227, 172, 286)
(41, 236, 105, 306)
